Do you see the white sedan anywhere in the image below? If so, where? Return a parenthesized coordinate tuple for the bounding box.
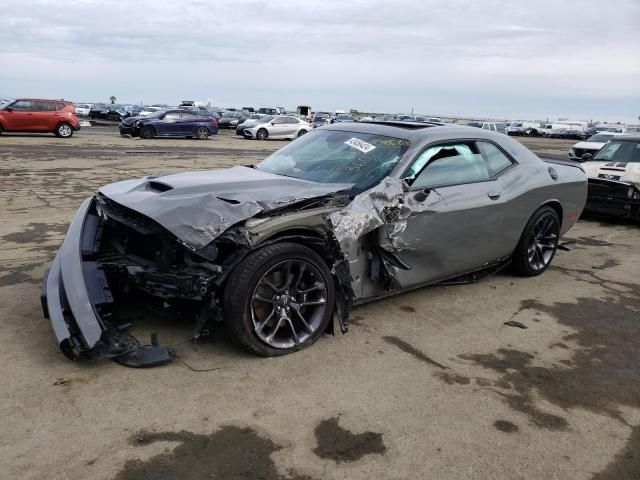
(74, 104, 92, 116)
(241, 115, 311, 140)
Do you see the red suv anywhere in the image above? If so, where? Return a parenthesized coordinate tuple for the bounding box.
(0, 98, 81, 138)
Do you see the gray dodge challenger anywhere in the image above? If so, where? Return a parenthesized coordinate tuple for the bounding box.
(41, 122, 587, 366)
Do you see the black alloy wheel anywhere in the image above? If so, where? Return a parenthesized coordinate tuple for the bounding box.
(513, 206, 560, 276)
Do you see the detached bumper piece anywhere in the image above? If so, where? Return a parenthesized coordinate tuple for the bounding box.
(41, 198, 175, 368)
(585, 178, 640, 219)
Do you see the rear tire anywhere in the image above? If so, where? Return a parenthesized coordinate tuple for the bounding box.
(140, 125, 155, 139)
(256, 128, 268, 140)
(195, 127, 209, 140)
(224, 242, 335, 357)
(54, 123, 73, 138)
(512, 206, 560, 277)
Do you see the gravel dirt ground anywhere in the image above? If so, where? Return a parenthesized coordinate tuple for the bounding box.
(1, 129, 638, 480)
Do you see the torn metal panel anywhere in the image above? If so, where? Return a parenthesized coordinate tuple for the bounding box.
(99, 166, 353, 250)
(327, 177, 406, 255)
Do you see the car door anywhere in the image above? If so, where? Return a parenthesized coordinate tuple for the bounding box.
(269, 116, 288, 138)
(284, 116, 301, 137)
(178, 112, 198, 136)
(156, 111, 181, 136)
(3, 100, 36, 130)
(32, 101, 56, 131)
(376, 140, 514, 290)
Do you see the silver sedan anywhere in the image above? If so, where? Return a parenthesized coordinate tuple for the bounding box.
(242, 115, 312, 140)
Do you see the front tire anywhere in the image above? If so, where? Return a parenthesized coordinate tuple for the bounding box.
(256, 128, 268, 140)
(512, 206, 560, 276)
(54, 123, 73, 138)
(224, 242, 335, 356)
(140, 125, 155, 139)
(297, 129, 307, 137)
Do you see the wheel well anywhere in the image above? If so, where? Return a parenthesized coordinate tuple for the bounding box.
(542, 201, 563, 228)
(253, 229, 331, 264)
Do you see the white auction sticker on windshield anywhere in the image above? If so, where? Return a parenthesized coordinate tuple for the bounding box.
(344, 137, 376, 153)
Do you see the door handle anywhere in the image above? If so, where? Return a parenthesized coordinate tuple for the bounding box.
(487, 191, 501, 200)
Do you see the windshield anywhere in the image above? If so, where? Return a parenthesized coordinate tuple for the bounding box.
(594, 141, 640, 162)
(256, 130, 410, 191)
(589, 134, 614, 143)
(336, 114, 353, 120)
(0, 100, 14, 110)
(222, 111, 240, 118)
(258, 115, 274, 123)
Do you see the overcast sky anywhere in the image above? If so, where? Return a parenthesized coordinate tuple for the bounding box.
(1, 0, 639, 122)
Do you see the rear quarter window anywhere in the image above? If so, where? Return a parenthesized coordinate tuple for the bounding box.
(477, 141, 515, 176)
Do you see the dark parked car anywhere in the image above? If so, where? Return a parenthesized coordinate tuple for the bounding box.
(119, 109, 219, 139)
(332, 113, 354, 123)
(218, 111, 246, 129)
(312, 112, 331, 128)
(552, 129, 585, 140)
(90, 104, 125, 121)
(42, 122, 586, 366)
(0, 98, 81, 138)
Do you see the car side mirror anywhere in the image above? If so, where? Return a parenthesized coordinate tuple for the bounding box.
(581, 153, 593, 162)
(5, 107, 13, 112)
(413, 188, 431, 202)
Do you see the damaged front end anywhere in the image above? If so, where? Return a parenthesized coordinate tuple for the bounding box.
(585, 178, 640, 219)
(41, 196, 221, 367)
(41, 192, 357, 367)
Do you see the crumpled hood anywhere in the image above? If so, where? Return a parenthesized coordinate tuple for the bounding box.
(583, 161, 640, 186)
(122, 116, 142, 125)
(98, 166, 353, 250)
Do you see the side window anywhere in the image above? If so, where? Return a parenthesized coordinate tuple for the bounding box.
(272, 117, 286, 124)
(285, 117, 299, 124)
(11, 100, 35, 111)
(164, 112, 180, 120)
(477, 141, 514, 176)
(180, 112, 197, 120)
(409, 143, 490, 189)
(34, 101, 57, 111)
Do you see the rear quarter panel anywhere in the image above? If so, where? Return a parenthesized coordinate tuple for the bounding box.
(500, 159, 586, 248)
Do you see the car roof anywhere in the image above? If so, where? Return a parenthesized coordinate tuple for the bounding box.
(16, 98, 72, 103)
(322, 121, 467, 140)
(319, 121, 543, 171)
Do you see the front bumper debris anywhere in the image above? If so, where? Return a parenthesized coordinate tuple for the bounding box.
(41, 197, 175, 367)
(584, 178, 640, 219)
